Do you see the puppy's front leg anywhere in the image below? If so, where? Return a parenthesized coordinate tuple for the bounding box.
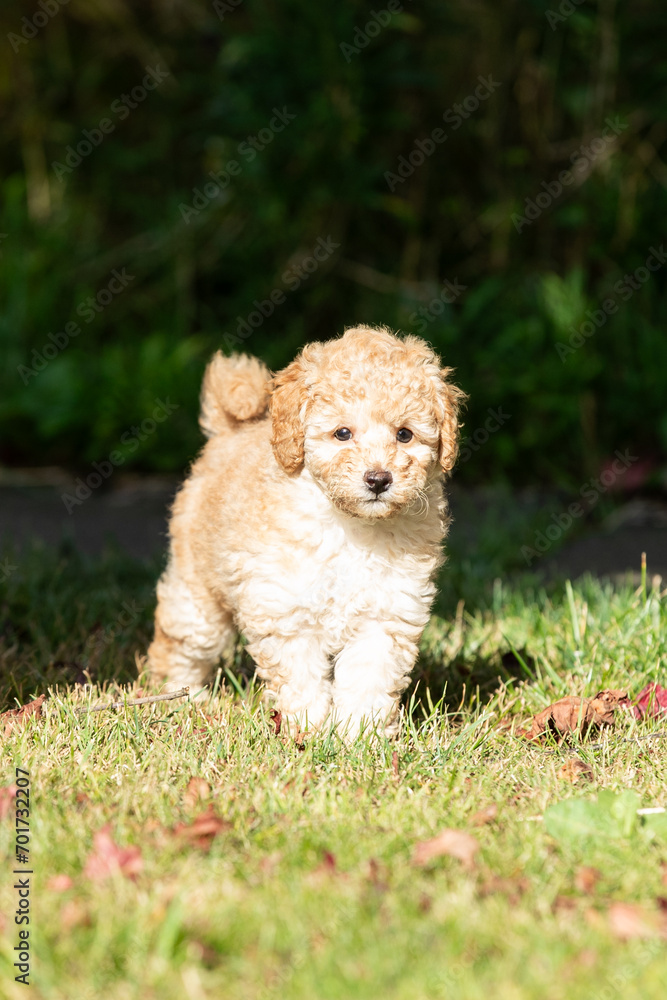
(331, 622, 421, 738)
(247, 634, 334, 732)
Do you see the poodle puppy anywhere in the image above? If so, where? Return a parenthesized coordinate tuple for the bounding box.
(147, 325, 465, 737)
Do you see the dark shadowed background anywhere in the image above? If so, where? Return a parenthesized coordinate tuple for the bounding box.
(1, 0, 667, 580)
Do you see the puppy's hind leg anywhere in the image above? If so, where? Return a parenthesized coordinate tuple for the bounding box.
(147, 564, 236, 695)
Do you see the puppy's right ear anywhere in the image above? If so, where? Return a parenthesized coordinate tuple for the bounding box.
(270, 354, 309, 474)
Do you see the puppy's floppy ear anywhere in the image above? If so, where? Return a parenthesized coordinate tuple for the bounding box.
(437, 367, 467, 474)
(270, 352, 311, 474)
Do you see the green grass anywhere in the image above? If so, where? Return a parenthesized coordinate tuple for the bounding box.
(1, 544, 667, 999)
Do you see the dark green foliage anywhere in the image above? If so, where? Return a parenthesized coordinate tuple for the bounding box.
(1, 0, 666, 485)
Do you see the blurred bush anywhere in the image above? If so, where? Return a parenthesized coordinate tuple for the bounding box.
(0, 0, 666, 486)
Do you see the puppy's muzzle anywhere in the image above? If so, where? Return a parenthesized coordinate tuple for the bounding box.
(363, 469, 393, 495)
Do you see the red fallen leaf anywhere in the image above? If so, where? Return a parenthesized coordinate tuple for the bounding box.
(2, 694, 46, 735)
(412, 829, 479, 869)
(83, 825, 143, 881)
(307, 849, 347, 885)
(183, 777, 211, 809)
(632, 682, 667, 719)
(269, 709, 282, 735)
(172, 808, 231, 850)
(521, 690, 629, 742)
(608, 902, 659, 940)
(0, 785, 17, 819)
(47, 874, 74, 892)
(321, 850, 337, 871)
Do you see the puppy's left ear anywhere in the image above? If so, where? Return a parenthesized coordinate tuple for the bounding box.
(270, 349, 315, 474)
(437, 369, 467, 474)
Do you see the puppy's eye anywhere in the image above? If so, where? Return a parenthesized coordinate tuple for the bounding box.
(334, 428, 352, 441)
(396, 428, 413, 443)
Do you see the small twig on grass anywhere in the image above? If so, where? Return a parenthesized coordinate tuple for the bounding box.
(536, 728, 667, 755)
(79, 688, 190, 714)
(586, 728, 667, 751)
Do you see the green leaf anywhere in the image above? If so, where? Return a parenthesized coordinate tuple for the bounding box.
(544, 790, 642, 844)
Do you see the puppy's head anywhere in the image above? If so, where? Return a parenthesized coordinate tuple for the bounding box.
(270, 326, 466, 519)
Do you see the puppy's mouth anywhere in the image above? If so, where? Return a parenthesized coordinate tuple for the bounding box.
(357, 491, 400, 518)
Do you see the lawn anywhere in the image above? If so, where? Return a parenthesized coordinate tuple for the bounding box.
(1, 542, 666, 999)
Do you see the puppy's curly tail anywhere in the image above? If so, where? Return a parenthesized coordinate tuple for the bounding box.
(199, 351, 270, 438)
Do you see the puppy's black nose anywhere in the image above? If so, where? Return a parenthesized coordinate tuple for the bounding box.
(364, 469, 393, 495)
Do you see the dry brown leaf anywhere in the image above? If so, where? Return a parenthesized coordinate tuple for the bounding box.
(574, 866, 601, 894)
(172, 808, 231, 850)
(60, 900, 91, 931)
(478, 875, 529, 904)
(2, 695, 46, 736)
(608, 902, 658, 940)
(83, 825, 143, 881)
(0, 785, 17, 819)
(392, 750, 399, 779)
(183, 777, 211, 809)
(367, 857, 389, 892)
(523, 690, 629, 742)
(558, 759, 594, 784)
(47, 874, 74, 892)
(412, 829, 479, 869)
(269, 709, 282, 735)
(470, 804, 498, 826)
(553, 895, 578, 913)
(258, 851, 283, 876)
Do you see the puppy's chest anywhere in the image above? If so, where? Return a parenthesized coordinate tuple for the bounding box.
(237, 520, 440, 643)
